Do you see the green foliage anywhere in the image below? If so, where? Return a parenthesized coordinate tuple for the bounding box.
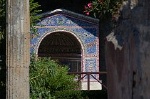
(0, 0, 5, 18)
(29, 0, 42, 36)
(0, 0, 5, 41)
(30, 57, 80, 98)
(84, 0, 125, 20)
(30, 0, 42, 25)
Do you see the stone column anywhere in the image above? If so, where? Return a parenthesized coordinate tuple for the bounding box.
(6, 0, 30, 99)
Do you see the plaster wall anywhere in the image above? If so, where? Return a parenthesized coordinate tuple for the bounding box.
(105, 0, 150, 99)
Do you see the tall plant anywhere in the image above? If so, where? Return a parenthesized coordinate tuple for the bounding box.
(30, 57, 80, 98)
(30, 0, 41, 25)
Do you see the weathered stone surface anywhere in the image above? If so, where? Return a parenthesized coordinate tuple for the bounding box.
(6, 0, 30, 99)
(106, 0, 150, 99)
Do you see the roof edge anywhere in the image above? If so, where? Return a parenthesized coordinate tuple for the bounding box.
(39, 9, 99, 24)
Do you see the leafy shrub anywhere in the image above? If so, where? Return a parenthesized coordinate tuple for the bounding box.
(84, 0, 125, 20)
(30, 57, 80, 98)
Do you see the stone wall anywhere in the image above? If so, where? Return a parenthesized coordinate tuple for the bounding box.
(105, 0, 150, 99)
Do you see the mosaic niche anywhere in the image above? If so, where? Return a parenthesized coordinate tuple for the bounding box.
(30, 9, 99, 79)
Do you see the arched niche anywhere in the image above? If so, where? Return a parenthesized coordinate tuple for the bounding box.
(38, 32, 82, 72)
(30, 9, 100, 90)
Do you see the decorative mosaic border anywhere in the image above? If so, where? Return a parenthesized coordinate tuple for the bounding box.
(30, 9, 99, 80)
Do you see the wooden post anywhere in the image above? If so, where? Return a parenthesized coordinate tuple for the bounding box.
(87, 73, 90, 90)
(6, 0, 30, 99)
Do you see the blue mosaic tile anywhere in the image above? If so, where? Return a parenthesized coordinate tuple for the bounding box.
(86, 45, 96, 54)
(37, 14, 96, 27)
(30, 9, 99, 76)
(84, 58, 97, 79)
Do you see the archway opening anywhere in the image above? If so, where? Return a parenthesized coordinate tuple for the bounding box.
(38, 32, 82, 73)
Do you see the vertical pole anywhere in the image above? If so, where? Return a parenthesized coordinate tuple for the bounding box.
(87, 73, 90, 90)
(6, 0, 30, 99)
